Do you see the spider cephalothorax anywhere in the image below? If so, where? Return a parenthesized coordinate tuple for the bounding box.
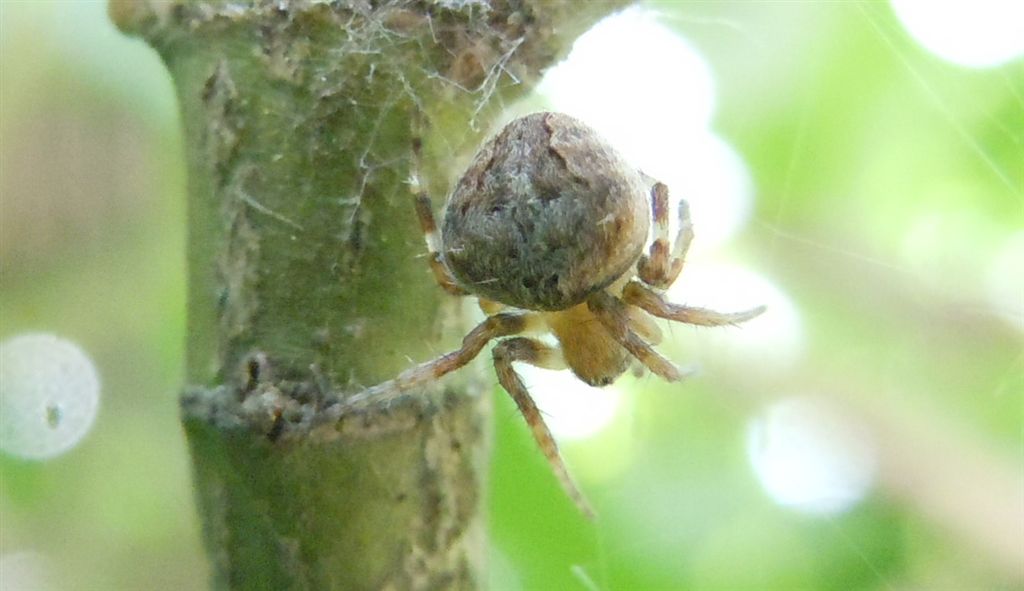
(349, 112, 764, 517)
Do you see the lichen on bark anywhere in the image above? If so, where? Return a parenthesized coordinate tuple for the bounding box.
(112, 1, 631, 589)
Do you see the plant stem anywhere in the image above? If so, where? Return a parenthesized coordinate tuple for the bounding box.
(111, 1, 630, 588)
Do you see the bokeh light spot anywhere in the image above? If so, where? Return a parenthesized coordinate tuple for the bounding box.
(0, 333, 100, 460)
(890, 0, 1024, 68)
(746, 397, 877, 516)
(666, 133, 755, 253)
(539, 6, 716, 137)
(518, 364, 621, 442)
(538, 6, 754, 250)
(667, 263, 805, 374)
(0, 551, 55, 591)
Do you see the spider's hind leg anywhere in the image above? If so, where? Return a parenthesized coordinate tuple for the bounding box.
(345, 311, 539, 407)
(492, 337, 595, 519)
(637, 182, 693, 291)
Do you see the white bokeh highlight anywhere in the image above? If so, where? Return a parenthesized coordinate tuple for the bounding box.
(0, 552, 55, 591)
(668, 133, 755, 254)
(667, 263, 805, 373)
(539, 6, 754, 251)
(890, 0, 1024, 68)
(519, 364, 622, 441)
(0, 333, 100, 460)
(746, 397, 877, 516)
(539, 6, 716, 134)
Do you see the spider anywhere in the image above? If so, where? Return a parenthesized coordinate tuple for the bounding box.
(347, 112, 765, 518)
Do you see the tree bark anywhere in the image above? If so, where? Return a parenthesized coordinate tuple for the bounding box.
(111, 1, 629, 589)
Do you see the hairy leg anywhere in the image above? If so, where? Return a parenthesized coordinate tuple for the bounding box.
(345, 312, 541, 406)
(623, 280, 766, 326)
(587, 290, 683, 382)
(478, 297, 506, 316)
(628, 306, 663, 345)
(492, 337, 595, 519)
(637, 183, 693, 290)
(411, 137, 466, 296)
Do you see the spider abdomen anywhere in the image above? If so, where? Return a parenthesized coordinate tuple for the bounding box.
(442, 112, 650, 311)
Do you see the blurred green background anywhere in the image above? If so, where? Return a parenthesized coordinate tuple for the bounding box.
(1, 1, 1020, 590)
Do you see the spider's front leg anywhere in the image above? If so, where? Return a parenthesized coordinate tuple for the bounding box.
(631, 182, 765, 327)
(587, 290, 684, 382)
(410, 137, 466, 296)
(492, 337, 595, 519)
(637, 182, 693, 291)
(623, 281, 766, 327)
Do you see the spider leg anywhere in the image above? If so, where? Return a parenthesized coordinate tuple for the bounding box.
(637, 182, 692, 291)
(345, 312, 541, 406)
(623, 280, 766, 326)
(587, 290, 684, 382)
(478, 298, 506, 316)
(411, 137, 467, 296)
(628, 305, 663, 345)
(492, 337, 595, 519)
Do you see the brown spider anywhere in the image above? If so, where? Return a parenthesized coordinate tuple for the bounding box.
(347, 112, 765, 518)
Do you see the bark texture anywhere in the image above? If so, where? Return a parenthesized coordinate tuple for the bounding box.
(111, 1, 630, 589)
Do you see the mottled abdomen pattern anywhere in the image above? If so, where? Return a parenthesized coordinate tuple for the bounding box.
(442, 112, 650, 311)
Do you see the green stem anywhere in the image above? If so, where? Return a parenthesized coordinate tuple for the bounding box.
(112, 1, 630, 588)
